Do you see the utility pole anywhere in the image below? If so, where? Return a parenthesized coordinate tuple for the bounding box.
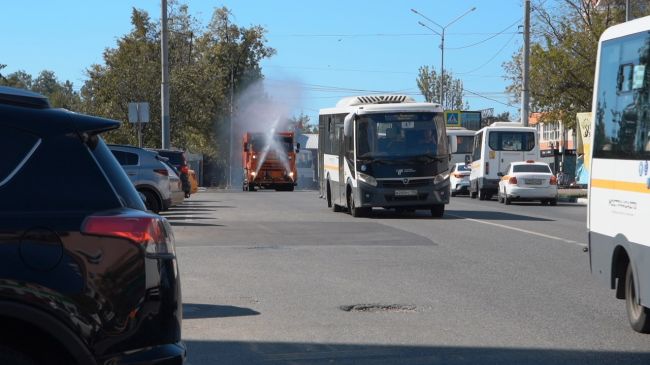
(440, 31, 445, 108)
(161, 0, 171, 149)
(521, 0, 531, 126)
(625, 0, 631, 21)
(412, 7, 476, 109)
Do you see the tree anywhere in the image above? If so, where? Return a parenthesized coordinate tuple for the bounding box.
(0, 67, 81, 109)
(503, 0, 648, 128)
(416, 65, 469, 110)
(288, 112, 316, 134)
(79, 4, 275, 171)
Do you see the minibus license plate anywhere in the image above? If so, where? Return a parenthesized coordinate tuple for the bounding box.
(395, 190, 418, 196)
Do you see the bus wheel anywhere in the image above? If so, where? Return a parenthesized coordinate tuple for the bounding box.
(349, 192, 366, 217)
(478, 189, 486, 201)
(327, 183, 333, 208)
(430, 204, 445, 218)
(625, 264, 650, 333)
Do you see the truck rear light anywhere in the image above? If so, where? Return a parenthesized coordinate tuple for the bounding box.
(82, 215, 175, 257)
(508, 176, 518, 185)
(550, 175, 558, 185)
(485, 162, 490, 175)
(154, 168, 169, 176)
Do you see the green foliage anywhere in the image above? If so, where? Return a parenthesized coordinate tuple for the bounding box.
(503, 0, 649, 128)
(288, 112, 317, 134)
(80, 4, 275, 160)
(416, 65, 469, 110)
(0, 67, 81, 110)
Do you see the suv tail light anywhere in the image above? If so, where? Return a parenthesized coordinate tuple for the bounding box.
(154, 168, 169, 176)
(82, 214, 175, 257)
(508, 176, 518, 185)
(550, 175, 558, 185)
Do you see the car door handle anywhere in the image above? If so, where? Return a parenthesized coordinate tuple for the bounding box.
(127, 172, 137, 176)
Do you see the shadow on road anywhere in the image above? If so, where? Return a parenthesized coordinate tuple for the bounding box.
(445, 210, 554, 222)
(183, 304, 259, 319)
(164, 216, 216, 221)
(169, 222, 225, 227)
(184, 341, 650, 365)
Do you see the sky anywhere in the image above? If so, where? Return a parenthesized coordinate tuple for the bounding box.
(0, 0, 526, 124)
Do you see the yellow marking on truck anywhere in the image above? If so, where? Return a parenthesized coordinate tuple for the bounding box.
(591, 179, 650, 194)
(324, 164, 339, 170)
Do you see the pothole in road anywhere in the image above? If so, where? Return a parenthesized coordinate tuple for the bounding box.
(339, 304, 417, 313)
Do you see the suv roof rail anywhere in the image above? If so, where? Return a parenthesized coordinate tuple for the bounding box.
(0, 86, 50, 109)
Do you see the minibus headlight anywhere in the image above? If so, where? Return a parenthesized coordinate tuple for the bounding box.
(358, 172, 377, 187)
(434, 171, 450, 184)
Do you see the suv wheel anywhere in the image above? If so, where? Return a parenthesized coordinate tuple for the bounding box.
(140, 190, 161, 213)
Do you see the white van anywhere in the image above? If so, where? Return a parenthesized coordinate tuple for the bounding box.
(447, 127, 476, 166)
(468, 122, 539, 200)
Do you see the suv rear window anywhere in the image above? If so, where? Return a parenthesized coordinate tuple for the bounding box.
(513, 164, 551, 173)
(111, 150, 139, 166)
(156, 150, 186, 167)
(0, 126, 40, 187)
(91, 139, 146, 211)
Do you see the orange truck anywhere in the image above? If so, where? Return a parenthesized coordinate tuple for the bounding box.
(242, 131, 299, 191)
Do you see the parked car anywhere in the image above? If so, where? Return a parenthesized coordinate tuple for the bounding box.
(162, 159, 185, 206)
(109, 144, 174, 213)
(497, 160, 558, 205)
(153, 149, 192, 197)
(0, 86, 185, 365)
(450, 163, 471, 196)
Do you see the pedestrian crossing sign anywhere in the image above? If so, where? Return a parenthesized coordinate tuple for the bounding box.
(445, 111, 461, 127)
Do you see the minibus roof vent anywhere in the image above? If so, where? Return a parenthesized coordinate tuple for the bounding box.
(337, 95, 416, 107)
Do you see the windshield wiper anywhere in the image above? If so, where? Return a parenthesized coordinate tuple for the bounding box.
(414, 154, 446, 163)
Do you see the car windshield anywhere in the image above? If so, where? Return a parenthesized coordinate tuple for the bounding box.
(250, 134, 293, 152)
(357, 112, 447, 158)
(513, 164, 551, 173)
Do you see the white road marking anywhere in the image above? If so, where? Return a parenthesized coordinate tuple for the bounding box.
(445, 213, 588, 247)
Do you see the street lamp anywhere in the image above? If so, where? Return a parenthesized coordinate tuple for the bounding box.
(412, 6, 476, 108)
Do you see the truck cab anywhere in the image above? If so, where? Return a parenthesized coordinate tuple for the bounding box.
(242, 131, 299, 191)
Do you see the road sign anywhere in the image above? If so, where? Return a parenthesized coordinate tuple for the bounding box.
(128, 102, 150, 148)
(128, 102, 150, 124)
(445, 111, 461, 127)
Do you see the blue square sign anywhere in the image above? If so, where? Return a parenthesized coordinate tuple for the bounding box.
(445, 111, 461, 127)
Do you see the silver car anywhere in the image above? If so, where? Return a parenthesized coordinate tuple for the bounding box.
(161, 159, 185, 207)
(109, 144, 173, 213)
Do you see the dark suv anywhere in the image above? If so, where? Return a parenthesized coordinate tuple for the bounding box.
(0, 87, 185, 365)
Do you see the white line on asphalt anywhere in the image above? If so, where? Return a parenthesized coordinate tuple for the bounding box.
(445, 213, 588, 247)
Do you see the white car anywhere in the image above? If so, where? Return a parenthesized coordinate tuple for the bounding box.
(497, 161, 558, 205)
(449, 163, 471, 196)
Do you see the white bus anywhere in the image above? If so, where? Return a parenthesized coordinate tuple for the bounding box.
(588, 15, 650, 333)
(447, 127, 476, 165)
(468, 122, 539, 200)
(318, 95, 456, 217)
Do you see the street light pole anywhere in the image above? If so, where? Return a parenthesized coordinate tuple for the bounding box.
(161, 0, 171, 149)
(412, 7, 476, 109)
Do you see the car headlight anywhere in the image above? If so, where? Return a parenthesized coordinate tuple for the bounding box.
(357, 172, 377, 187)
(433, 171, 450, 184)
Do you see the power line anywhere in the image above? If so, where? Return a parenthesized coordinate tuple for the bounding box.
(269, 32, 519, 38)
(456, 31, 518, 75)
(446, 18, 521, 50)
(264, 65, 415, 75)
(463, 88, 516, 108)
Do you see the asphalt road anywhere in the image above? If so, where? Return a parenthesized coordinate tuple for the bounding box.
(164, 190, 650, 365)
